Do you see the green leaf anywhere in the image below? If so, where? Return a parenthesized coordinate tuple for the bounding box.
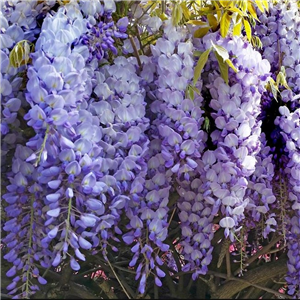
(220, 11, 232, 38)
(225, 58, 238, 73)
(247, 1, 259, 21)
(255, 0, 265, 13)
(207, 13, 218, 31)
(190, 85, 201, 95)
(204, 116, 210, 132)
(237, 0, 247, 12)
(211, 41, 229, 61)
(233, 16, 242, 36)
(180, 2, 190, 20)
(9, 40, 33, 68)
(215, 52, 229, 84)
(187, 85, 195, 100)
(268, 78, 279, 101)
(194, 26, 210, 38)
(172, 3, 182, 26)
(193, 48, 211, 85)
(262, 0, 269, 11)
(219, 1, 230, 7)
(243, 18, 252, 42)
(193, 50, 203, 57)
(251, 36, 263, 49)
(276, 72, 291, 90)
(11, 43, 24, 67)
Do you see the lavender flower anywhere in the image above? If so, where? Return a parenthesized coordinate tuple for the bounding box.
(255, 2, 300, 296)
(139, 19, 212, 280)
(193, 31, 271, 243)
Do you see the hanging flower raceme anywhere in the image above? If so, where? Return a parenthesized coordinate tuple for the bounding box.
(74, 0, 128, 62)
(274, 107, 300, 298)
(244, 133, 277, 239)
(2, 2, 96, 297)
(6, 1, 146, 294)
(193, 31, 271, 242)
(255, 0, 300, 110)
(254, 2, 300, 297)
(86, 54, 154, 294)
(0, 48, 26, 173)
(138, 19, 217, 281)
(2, 144, 52, 298)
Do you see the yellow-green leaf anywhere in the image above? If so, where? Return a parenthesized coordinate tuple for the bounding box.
(229, 6, 246, 17)
(187, 20, 208, 26)
(237, 0, 248, 12)
(172, 3, 182, 26)
(220, 11, 232, 37)
(243, 18, 252, 42)
(219, 0, 230, 7)
(142, 1, 156, 11)
(158, 12, 169, 21)
(225, 59, 238, 73)
(193, 50, 203, 57)
(233, 17, 242, 36)
(215, 51, 229, 84)
(190, 84, 201, 95)
(247, 1, 259, 21)
(193, 48, 211, 85)
(251, 36, 262, 49)
(204, 116, 210, 132)
(262, 0, 268, 11)
(199, 6, 213, 13)
(268, 78, 279, 101)
(255, 0, 265, 13)
(214, 1, 222, 22)
(276, 72, 291, 90)
(180, 2, 190, 20)
(211, 41, 229, 61)
(207, 14, 218, 31)
(9, 40, 34, 68)
(187, 85, 195, 100)
(194, 26, 210, 38)
(57, 0, 71, 4)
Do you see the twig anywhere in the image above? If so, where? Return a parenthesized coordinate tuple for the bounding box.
(58, 263, 73, 288)
(160, 264, 177, 297)
(209, 257, 289, 299)
(240, 286, 256, 299)
(106, 256, 132, 299)
(1, 293, 13, 299)
(135, 24, 144, 55)
(198, 275, 217, 294)
(226, 246, 231, 278)
(161, 1, 166, 14)
(209, 270, 292, 299)
(129, 35, 142, 70)
(98, 279, 118, 299)
(154, 283, 159, 299)
(233, 235, 283, 276)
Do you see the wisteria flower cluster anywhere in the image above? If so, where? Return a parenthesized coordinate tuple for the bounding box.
(254, 1, 300, 297)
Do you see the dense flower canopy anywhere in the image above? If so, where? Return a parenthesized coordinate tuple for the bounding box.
(1, 0, 300, 299)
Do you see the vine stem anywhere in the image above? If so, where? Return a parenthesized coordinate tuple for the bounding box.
(106, 256, 131, 299)
(35, 125, 49, 166)
(129, 35, 142, 70)
(225, 246, 231, 278)
(25, 197, 34, 297)
(161, 1, 166, 14)
(208, 269, 292, 299)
